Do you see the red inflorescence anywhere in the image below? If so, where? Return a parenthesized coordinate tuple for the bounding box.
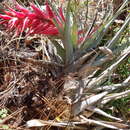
(0, 2, 65, 36)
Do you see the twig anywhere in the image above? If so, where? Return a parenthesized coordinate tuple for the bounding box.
(102, 89, 130, 104)
(87, 106, 122, 121)
(85, 46, 130, 90)
(95, 82, 130, 92)
(80, 115, 119, 129)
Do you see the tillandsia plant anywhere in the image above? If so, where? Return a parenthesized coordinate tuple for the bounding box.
(0, 0, 130, 129)
(0, 0, 98, 64)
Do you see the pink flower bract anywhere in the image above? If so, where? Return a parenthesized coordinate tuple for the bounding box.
(0, 2, 65, 36)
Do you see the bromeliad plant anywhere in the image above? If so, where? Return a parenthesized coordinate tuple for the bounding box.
(0, 0, 99, 64)
(0, 0, 130, 129)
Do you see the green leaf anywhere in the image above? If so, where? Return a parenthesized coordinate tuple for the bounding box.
(63, 0, 74, 65)
(71, 17, 78, 48)
(80, 25, 104, 51)
(0, 109, 8, 118)
(2, 125, 9, 129)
